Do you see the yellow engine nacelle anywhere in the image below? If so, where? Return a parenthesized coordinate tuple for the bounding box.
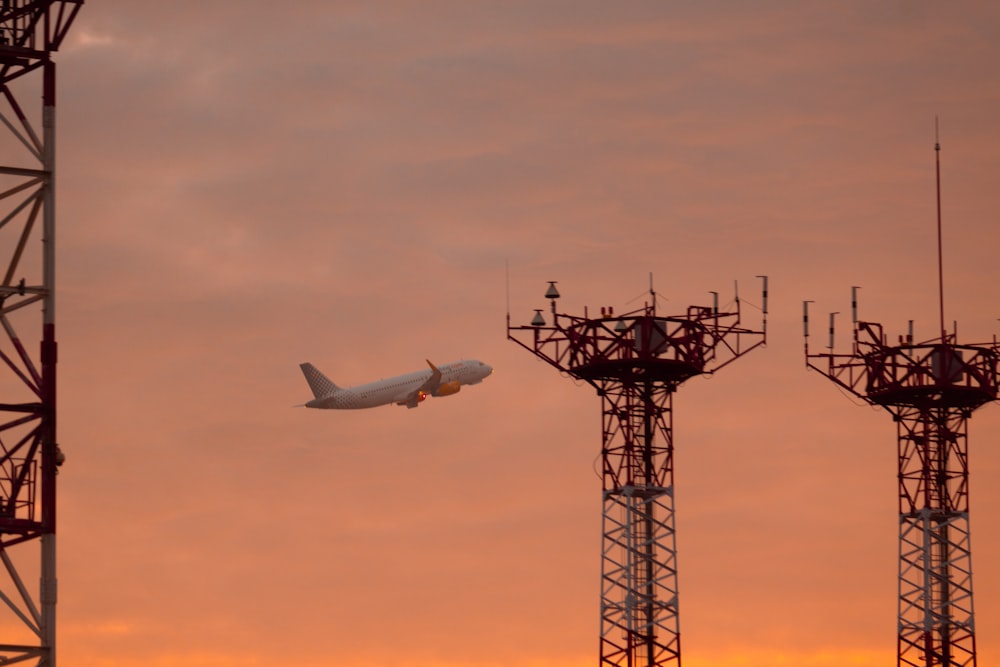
(433, 381, 461, 397)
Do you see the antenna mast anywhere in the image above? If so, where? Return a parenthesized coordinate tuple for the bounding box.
(509, 277, 767, 666)
(935, 117, 946, 341)
(805, 136, 998, 667)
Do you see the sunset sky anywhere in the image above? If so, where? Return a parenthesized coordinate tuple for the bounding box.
(24, 1, 1000, 665)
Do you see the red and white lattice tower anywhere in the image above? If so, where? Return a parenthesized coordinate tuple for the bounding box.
(0, 2, 82, 666)
(508, 278, 766, 666)
(805, 138, 996, 666)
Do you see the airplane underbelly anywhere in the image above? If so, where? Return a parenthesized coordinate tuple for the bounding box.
(330, 392, 366, 409)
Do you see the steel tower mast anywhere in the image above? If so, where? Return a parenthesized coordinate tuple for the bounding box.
(0, 2, 82, 666)
(509, 277, 766, 666)
(804, 139, 997, 666)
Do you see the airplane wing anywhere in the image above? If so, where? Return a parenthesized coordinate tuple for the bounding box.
(398, 359, 442, 409)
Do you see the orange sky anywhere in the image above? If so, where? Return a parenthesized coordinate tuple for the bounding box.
(28, 1, 1000, 665)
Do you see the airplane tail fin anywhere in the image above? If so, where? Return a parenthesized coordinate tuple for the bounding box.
(299, 363, 341, 399)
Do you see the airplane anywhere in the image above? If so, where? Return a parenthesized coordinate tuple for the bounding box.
(298, 358, 493, 409)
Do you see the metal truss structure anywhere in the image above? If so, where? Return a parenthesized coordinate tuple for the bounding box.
(509, 278, 766, 666)
(805, 137, 996, 667)
(805, 312, 997, 667)
(0, 2, 82, 666)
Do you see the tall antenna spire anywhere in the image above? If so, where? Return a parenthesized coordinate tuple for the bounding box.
(935, 116, 946, 341)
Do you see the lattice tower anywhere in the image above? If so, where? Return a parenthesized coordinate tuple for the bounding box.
(509, 278, 766, 666)
(0, 3, 83, 666)
(804, 133, 996, 667)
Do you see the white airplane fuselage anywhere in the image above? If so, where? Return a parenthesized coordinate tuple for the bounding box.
(299, 359, 493, 409)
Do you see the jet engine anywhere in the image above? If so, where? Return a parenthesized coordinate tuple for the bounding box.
(396, 390, 428, 408)
(433, 381, 461, 397)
